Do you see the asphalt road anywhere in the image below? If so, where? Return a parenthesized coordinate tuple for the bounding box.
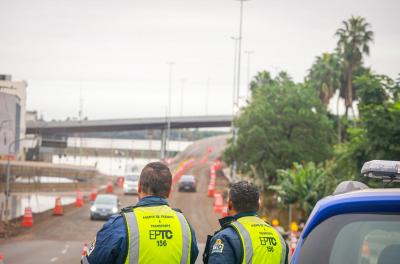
(0, 161, 223, 263)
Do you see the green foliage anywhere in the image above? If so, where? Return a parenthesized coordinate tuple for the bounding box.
(335, 16, 374, 115)
(273, 162, 335, 216)
(334, 71, 400, 180)
(223, 71, 334, 185)
(307, 53, 342, 106)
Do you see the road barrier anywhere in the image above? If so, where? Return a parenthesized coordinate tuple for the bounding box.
(53, 197, 63, 216)
(89, 188, 98, 202)
(117, 177, 124, 188)
(81, 243, 88, 258)
(213, 193, 223, 213)
(106, 182, 113, 193)
(21, 207, 33, 227)
(75, 190, 84, 207)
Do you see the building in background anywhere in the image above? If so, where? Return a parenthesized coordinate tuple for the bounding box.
(0, 74, 27, 160)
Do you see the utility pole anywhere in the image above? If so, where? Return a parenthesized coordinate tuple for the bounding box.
(245, 50, 254, 101)
(166, 62, 175, 159)
(231, 0, 250, 181)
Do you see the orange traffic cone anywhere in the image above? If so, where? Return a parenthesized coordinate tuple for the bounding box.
(21, 207, 33, 227)
(207, 184, 215, 197)
(81, 243, 88, 257)
(0, 252, 4, 264)
(75, 190, 84, 207)
(106, 182, 113, 193)
(89, 188, 98, 202)
(53, 197, 63, 216)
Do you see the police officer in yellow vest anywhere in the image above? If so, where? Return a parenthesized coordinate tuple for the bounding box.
(82, 162, 199, 264)
(204, 181, 288, 264)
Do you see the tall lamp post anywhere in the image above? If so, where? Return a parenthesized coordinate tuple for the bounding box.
(166, 62, 175, 159)
(235, 0, 250, 109)
(231, 0, 250, 181)
(244, 50, 254, 101)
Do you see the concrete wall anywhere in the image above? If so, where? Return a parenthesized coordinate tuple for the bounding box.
(0, 92, 20, 156)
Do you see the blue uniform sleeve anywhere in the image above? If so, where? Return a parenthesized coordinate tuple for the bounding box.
(85, 215, 128, 264)
(207, 227, 242, 264)
(188, 223, 199, 264)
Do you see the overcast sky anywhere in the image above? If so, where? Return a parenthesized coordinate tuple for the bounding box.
(1, 0, 399, 120)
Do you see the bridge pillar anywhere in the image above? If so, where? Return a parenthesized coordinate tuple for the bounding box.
(160, 128, 167, 160)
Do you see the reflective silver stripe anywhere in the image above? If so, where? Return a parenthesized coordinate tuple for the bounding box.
(176, 212, 190, 264)
(124, 212, 140, 264)
(277, 232, 287, 264)
(81, 256, 90, 264)
(231, 221, 253, 264)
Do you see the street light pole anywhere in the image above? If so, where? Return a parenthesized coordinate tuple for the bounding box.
(235, 0, 250, 109)
(245, 50, 254, 101)
(166, 62, 175, 159)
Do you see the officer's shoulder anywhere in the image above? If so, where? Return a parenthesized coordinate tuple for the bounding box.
(212, 226, 240, 242)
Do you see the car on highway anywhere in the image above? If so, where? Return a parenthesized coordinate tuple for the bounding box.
(123, 173, 139, 195)
(291, 160, 400, 264)
(178, 175, 197, 192)
(90, 194, 120, 220)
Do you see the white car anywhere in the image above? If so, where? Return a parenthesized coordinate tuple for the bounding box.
(124, 173, 139, 195)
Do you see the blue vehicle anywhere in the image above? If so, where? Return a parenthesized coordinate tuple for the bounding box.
(291, 160, 400, 264)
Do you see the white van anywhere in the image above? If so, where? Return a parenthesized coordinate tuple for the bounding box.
(124, 173, 139, 195)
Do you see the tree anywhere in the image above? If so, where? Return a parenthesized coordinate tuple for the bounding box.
(334, 71, 400, 181)
(273, 162, 335, 217)
(307, 53, 341, 106)
(249, 71, 275, 95)
(336, 16, 374, 116)
(223, 71, 334, 186)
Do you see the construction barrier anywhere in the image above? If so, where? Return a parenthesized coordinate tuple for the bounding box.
(106, 182, 113, 193)
(213, 193, 223, 213)
(21, 207, 33, 227)
(53, 197, 63, 216)
(75, 190, 84, 207)
(117, 177, 124, 188)
(207, 184, 215, 197)
(89, 188, 98, 202)
(82, 243, 88, 258)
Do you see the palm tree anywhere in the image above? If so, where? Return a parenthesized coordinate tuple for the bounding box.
(249, 71, 274, 94)
(336, 16, 374, 116)
(308, 53, 341, 106)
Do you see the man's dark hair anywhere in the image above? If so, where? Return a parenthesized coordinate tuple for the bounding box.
(139, 162, 172, 198)
(229, 181, 259, 213)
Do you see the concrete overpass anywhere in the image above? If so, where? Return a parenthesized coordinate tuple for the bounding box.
(26, 115, 233, 159)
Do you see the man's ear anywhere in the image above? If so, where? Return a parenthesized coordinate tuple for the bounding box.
(228, 200, 233, 211)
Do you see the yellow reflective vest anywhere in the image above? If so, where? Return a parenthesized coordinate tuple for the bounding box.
(230, 216, 287, 264)
(122, 205, 192, 264)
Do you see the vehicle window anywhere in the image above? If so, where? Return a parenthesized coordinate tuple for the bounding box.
(181, 176, 194, 181)
(126, 174, 139, 181)
(297, 214, 400, 264)
(95, 196, 116, 205)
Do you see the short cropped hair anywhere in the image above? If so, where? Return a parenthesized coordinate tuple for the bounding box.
(139, 162, 172, 198)
(229, 181, 259, 213)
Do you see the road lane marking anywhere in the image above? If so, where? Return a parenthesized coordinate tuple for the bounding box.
(50, 257, 58, 262)
(61, 244, 69, 254)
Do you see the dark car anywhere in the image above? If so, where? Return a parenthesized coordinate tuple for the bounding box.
(178, 175, 197, 192)
(291, 160, 400, 264)
(90, 194, 120, 220)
